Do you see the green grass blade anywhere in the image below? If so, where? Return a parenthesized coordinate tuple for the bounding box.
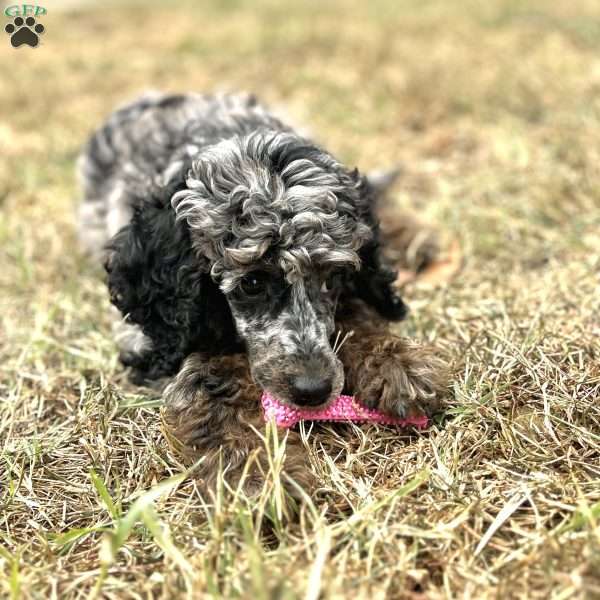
(89, 469, 120, 520)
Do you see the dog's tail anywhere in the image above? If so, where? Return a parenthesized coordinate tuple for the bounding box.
(366, 165, 402, 201)
(367, 165, 441, 275)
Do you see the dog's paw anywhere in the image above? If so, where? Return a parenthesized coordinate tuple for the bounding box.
(351, 338, 447, 418)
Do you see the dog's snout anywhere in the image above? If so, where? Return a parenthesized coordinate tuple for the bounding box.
(290, 375, 332, 407)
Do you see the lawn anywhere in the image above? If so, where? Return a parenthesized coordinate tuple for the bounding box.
(1, 0, 599, 598)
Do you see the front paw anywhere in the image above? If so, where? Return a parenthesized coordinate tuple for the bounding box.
(161, 353, 316, 510)
(350, 339, 447, 418)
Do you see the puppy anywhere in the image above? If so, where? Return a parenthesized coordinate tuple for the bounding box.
(78, 92, 446, 497)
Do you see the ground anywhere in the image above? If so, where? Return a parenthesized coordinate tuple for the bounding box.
(1, 0, 599, 598)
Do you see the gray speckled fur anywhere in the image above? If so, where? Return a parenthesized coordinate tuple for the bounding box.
(78, 91, 390, 404)
(78, 91, 285, 258)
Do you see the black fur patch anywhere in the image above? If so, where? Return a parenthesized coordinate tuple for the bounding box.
(105, 174, 240, 382)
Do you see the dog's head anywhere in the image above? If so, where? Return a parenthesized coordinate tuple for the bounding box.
(107, 131, 406, 404)
(171, 132, 403, 407)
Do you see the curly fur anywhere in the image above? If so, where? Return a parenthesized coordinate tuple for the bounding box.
(162, 303, 446, 500)
(162, 353, 314, 500)
(172, 131, 371, 282)
(336, 300, 448, 418)
(78, 91, 446, 497)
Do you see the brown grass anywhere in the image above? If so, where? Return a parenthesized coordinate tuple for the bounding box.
(1, 0, 599, 597)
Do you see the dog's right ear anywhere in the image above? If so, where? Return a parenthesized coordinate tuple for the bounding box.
(104, 193, 238, 381)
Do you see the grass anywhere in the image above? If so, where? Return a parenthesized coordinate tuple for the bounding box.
(1, 0, 600, 597)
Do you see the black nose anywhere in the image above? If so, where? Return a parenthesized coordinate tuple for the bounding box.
(290, 375, 333, 407)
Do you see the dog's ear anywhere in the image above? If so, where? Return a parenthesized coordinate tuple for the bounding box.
(352, 238, 408, 321)
(105, 192, 238, 381)
(347, 172, 408, 321)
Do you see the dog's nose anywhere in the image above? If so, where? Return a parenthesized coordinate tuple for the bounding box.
(291, 375, 333, 407)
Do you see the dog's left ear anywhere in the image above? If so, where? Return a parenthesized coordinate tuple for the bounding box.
(347, 171, 408, 321)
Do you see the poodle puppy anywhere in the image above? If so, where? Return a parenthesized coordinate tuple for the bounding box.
(78, 92, 446, 496)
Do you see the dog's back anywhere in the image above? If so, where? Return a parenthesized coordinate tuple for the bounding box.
(77, 91, 289, 259)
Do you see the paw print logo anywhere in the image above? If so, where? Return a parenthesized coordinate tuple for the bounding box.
(5, 16, 45, 48)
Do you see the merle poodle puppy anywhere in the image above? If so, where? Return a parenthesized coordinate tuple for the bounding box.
(78, 92, 446, 496)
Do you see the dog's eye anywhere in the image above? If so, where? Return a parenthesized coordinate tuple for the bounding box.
(240, 272, 268, 297)
(321, 271, 344, 294)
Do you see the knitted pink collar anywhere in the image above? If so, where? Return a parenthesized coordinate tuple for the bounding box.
(261, 392, 428, 429)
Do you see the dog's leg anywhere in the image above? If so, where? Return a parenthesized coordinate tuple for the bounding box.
(336, 302, 447, 418)
(162, 353, 313, 500)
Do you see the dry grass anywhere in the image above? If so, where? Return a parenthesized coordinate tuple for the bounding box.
(1, 0, 600, 597)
